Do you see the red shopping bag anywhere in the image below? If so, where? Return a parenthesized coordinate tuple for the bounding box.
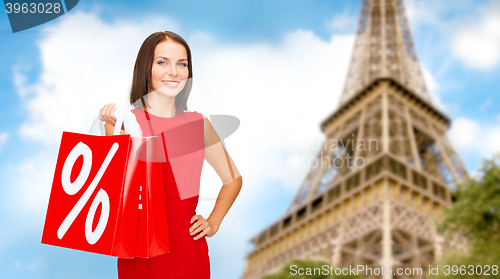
(41, 105, 170, 258)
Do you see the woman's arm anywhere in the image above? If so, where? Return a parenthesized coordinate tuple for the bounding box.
(190, 116, 243, 239)
(104, 122, 125, 136)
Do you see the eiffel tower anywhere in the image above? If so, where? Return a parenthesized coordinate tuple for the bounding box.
(241, 0, 469, 278)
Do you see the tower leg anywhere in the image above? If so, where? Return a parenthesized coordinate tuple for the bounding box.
(332, 222, 344, 267)
(381, 199, 393, 279)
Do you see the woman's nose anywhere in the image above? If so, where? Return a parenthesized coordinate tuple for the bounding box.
(166, 64, 177, 76)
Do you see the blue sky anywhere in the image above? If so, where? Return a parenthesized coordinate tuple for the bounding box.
(0, 0, 499, 278)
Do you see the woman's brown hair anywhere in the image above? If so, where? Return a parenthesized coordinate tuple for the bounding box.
(130, 31, 193, 112)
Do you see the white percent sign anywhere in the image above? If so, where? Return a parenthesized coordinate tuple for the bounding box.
(57, 141, 119, 245)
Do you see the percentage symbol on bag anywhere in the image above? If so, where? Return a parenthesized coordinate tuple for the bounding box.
(57, 142, 119, 245)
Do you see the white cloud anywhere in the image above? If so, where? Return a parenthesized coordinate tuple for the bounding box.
(0, 149, 56, 264)
(13, 258, 46, 273)
(450, 0, 500, 70)
(405, 0, 440, 30)
(405, 0, 476, 33)
(479, 97, 492, 112)
(8, 150, 56, 229)
(406, 0, 500, 71)
(420, 66, 462, 116)
(0, 132, 8, 154)
(325, 11, 357, 33)
(448, 118, 481, 151)
(448, 117, 500, 157)
(421, 66, 447, 111)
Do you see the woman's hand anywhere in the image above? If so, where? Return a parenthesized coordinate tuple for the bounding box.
(99, 103, 117, 126)
(189, 214, 219, 240)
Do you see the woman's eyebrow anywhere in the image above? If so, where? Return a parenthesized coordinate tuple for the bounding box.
(154, 56, 188, 61)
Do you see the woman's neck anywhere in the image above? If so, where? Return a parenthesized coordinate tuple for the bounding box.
(145, 91, 177, 117)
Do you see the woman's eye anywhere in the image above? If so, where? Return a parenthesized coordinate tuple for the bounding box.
(158, 61, 186, 66)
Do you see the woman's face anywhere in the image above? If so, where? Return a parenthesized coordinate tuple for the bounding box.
(150, 40, 189, 97)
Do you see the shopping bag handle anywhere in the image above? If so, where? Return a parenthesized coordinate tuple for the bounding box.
(80, 104, 141, 137)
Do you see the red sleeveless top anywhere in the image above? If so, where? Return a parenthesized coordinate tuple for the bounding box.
(117, 107, 210, 279)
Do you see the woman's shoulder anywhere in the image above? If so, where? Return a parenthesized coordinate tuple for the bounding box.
(129, 107, 144, 119)
(183, 109, 207, 120)
(130, 106, 144, 114)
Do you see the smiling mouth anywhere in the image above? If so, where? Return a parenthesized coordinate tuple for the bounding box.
(162, 80, 180, 88)
(163, 81, 180, 85)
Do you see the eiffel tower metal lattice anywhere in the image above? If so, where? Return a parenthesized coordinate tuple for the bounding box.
(241, 0, 469, 278)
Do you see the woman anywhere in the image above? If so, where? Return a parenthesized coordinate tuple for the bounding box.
(98, 31, 243, 278)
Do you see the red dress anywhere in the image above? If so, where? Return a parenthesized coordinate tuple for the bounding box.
(117, 107, 211, 279)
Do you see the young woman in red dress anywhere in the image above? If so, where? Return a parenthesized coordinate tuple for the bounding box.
(98, 31, 243, 279)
